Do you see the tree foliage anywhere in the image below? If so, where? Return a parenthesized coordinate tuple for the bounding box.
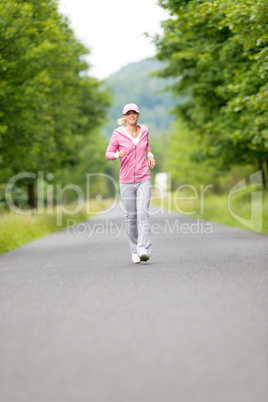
(0, 0, 110, 186)
(154, 0, 268, 177)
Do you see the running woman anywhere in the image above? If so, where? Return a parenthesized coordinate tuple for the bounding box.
(106, 103, 156, 264)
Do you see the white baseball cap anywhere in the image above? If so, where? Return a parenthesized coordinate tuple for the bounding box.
(123, 103, 140, 115)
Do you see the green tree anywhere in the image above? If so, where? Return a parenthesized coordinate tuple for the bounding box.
(154, 0, 268, 183)
(0, 0, 110, 206)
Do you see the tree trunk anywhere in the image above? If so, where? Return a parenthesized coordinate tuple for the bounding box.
(28, 183, 36, 209)
(265, 157, 268, 189)
(262, 158, 267, 190)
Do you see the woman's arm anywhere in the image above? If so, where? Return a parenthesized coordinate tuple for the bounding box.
(106, 132, 119, 160)
(146, 149, 156, 169)
(145, 130, 156, 169)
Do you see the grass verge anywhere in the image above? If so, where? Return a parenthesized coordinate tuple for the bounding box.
(151, 190, 268, 235)
(0, 198, 112, 254)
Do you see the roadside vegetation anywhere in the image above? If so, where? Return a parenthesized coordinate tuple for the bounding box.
(151, 190, 268, 235)
(0, 198, 113, 254)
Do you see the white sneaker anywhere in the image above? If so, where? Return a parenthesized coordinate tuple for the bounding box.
(139, 253, 149, 262)
(132, 252, 140, 264)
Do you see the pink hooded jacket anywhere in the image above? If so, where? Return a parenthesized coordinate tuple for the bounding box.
(106, 125, 151, 183)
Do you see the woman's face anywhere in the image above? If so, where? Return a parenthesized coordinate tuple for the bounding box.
(124, 110, 139, 125)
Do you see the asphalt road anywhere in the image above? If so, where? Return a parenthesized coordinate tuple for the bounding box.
(0, 205, 267, 402)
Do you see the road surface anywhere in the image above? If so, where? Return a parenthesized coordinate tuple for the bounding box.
(0, 205, 267, 402)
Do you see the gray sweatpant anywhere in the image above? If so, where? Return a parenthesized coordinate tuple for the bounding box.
(120, 179, 151, 256)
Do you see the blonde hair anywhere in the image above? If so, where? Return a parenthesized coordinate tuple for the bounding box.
(117, 117, 127, 126)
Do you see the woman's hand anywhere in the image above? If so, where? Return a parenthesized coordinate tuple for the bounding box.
(118, 150, 128, 158)
(148, 157, 156, 169)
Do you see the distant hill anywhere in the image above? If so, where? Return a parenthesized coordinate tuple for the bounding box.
(101, 58, 183, 140)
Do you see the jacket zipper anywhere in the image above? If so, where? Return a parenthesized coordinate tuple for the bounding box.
(134, 145, 137, 182)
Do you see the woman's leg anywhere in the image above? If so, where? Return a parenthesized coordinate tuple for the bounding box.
(136, 179, 151, 257)
(120, 182, 138, 253)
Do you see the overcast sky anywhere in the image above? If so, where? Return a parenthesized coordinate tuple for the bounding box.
(58, 0, 168, 80)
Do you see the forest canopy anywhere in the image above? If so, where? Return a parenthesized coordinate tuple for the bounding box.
(0, 0, 110, 185)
